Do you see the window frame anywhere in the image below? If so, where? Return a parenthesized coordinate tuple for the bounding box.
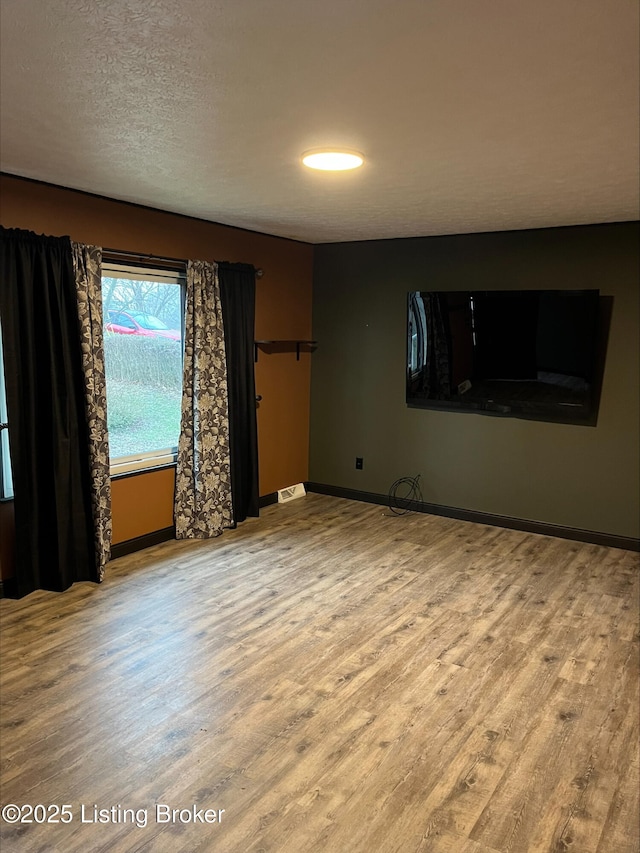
(101, 261, 185, 477)
(0, 319, 13, 500)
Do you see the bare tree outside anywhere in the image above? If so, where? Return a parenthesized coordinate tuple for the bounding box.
(103, 278, 181, 329)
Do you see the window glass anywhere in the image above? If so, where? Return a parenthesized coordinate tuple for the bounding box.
(0, 321, 13, 499)
(102, 265, 184, 474)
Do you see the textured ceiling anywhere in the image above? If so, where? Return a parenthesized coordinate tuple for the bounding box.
(0, 0, 638, 243)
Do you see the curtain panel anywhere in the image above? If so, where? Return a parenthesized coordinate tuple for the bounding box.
(175, 260, 233, 538)
(0, 227, 97, 596)
(72, 242, 112, 581)
(219, 262, 259, 523)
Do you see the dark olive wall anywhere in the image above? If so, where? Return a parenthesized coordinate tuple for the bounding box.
(310, 222, 639, 538)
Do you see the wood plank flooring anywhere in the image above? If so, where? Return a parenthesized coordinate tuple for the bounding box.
(0, 494, 638, 853)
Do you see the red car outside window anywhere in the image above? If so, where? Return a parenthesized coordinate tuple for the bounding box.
(105, 310, 181, 341)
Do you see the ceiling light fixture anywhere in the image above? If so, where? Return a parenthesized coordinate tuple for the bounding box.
(302, 149, 364, 171)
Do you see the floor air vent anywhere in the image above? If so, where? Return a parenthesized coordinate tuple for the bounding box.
(277, 483, 306, 503)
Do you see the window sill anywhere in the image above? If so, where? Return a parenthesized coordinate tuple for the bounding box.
(110, 462, 177, 481)
(110, 451, 177, 478)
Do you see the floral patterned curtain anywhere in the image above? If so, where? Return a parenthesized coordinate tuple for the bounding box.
(175, 260, 233, 538)
(72, 242, 112, 581)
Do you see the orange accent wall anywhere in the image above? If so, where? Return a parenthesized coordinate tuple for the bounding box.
(110, 468, 176, 544)
(0, 174, 314, 546)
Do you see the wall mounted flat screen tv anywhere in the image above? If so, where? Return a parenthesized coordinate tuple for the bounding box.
(407, 289, 602, 424)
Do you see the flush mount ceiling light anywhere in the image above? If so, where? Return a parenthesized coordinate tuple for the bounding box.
(302, 149, 364, 171)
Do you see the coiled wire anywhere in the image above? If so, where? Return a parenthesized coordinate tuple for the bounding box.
(388, 474, 423, 515)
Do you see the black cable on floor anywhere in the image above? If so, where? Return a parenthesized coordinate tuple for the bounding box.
(388, 474, 423, 515)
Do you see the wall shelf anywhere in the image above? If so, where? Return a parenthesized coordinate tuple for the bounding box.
(254, 340, 317, 362)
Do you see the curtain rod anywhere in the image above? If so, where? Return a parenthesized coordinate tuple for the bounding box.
(102, 246, 263, 278)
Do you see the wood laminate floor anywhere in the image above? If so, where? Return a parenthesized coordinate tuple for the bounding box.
(0, 494, 638, 853)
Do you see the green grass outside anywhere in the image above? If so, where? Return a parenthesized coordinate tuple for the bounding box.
(104, 334, 183, 459)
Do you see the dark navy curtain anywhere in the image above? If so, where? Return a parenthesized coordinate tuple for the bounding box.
(218, 262, 259, 523)
(0, 227, 97, 597)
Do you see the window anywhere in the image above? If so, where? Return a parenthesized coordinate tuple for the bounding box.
(102, 263, 184, 475)
(0, 320, 13, 499)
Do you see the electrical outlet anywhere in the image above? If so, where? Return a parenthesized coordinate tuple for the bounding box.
(355, 457, 363, 469)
